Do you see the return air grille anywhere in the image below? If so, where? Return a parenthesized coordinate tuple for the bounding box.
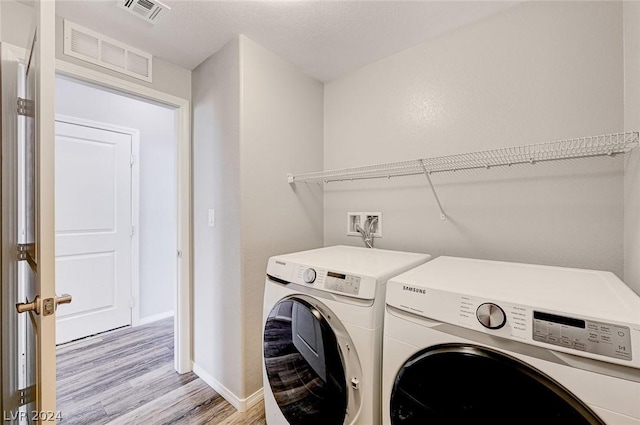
(126, 51, 150, 78)
(70, 28, 99, 59)
(101, 41, 126, 69)
(63, 20, 153, 82)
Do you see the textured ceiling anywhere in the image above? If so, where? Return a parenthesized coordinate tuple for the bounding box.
(55, 1, 518, 82)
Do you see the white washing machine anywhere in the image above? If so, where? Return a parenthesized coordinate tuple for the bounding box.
(382, 256, 640, 425)
(262, 245, 431, 425)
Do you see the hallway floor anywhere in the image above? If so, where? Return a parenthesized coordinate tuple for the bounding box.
(56, 318, 266, 424)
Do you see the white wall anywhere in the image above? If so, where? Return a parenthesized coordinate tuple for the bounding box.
(324, 1, 625, 276)
(55, 75, 177, 320)
(192, 37, 244, 398)
(624, 1, 640, 296)
(240, 35, 324, 395)
(0, 0, 30, 49)
(192, 35, 323, 404)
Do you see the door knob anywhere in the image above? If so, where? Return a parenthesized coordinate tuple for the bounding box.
(55, 293, 72, 307)
(16, 296, 40, 314)
(16, 294, 72, 315)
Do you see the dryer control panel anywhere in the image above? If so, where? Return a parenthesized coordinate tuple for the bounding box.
(324, 271, 361, 296)
(532, 311, 632, 361)
(266, 258, 377, 300)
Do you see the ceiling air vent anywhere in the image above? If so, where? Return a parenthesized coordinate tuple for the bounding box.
(118, 0, 170, 24)
(63, 20, 153, 82)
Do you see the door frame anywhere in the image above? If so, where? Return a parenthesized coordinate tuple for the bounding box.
(54, 114, 142, 331)
(55, 60, 192, 374)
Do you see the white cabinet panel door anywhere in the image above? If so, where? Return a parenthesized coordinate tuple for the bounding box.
(55, 120, 133, 344)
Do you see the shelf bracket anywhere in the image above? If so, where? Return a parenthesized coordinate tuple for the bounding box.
(419, 159, 446, 220)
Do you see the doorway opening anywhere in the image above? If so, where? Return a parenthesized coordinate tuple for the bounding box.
(52, 74, 180, 420)
(55, 60, 192, 375)
(54, 74, 178, 340)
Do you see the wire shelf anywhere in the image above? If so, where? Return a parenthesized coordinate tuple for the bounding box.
(287, 132, 639, 184)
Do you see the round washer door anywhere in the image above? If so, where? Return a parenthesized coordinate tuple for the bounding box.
(263, 296, 357, 425)
(390, 343, 605, 425)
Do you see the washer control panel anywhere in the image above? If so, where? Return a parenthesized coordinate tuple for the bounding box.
(532, 311, 632, 361)
(324, 271, 361, 296)
(386, 281, 639, 366)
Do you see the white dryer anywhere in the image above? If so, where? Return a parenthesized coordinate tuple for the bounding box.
(382, 256, 640, 425)
(263, 245, 431, 425)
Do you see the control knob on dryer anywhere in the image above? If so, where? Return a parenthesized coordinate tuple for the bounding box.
(303, 268, 317, 284)
(476, 303, 506, 329)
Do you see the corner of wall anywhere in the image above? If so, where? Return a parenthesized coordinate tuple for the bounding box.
(192, 37, 245, 401)
(192, 362, 263, 413)
(238, 35, 324, 398)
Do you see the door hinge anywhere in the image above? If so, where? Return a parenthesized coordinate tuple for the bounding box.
(130, 154, 135, 166)
(177, 250, 182, 259)
(19, 385, 35, 407)
(17, 242, 37, 271)
(17, 243, 34, 261)
(130, 297, 135, 309)
(6, 385, 36, 412)
(130, 226, 135, 237)
(17, 97, 34, 117)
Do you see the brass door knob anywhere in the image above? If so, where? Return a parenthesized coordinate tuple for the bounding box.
(56, 294, 72, 307)
(16, 296, 40, 314)
(16, 294, 72, 315)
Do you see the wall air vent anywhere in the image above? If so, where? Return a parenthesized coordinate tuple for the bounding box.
(63, 20, 153, 82)
(118, 0, 170, 24)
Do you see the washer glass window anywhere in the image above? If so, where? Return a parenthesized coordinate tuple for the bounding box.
(390, 343, 605, 425)
(264, 298, 347, 425)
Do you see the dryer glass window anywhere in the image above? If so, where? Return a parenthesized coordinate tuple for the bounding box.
(264, 298, 347, 425)
(390, 343, 605, 425)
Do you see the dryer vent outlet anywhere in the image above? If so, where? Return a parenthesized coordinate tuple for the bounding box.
(347, 212, 382, 238)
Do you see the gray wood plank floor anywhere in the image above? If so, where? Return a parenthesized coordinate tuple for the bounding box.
(56, 318, 266, 425)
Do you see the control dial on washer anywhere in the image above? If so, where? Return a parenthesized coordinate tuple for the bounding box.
(476, 303, 506, 329)
(303, 268, 317, 284)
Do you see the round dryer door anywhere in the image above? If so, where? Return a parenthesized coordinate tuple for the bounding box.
(390, 343, 605, 425)
(264, 296, 357, 425)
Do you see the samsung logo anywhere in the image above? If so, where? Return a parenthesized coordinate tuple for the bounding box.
(403, 285, 426, 295)
(275, 261, 286, 266)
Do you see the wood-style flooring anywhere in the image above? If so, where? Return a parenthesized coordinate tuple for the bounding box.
(56, 318, 266, 425)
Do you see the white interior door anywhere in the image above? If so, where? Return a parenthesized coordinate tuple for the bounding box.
(54, 120, 133, 344)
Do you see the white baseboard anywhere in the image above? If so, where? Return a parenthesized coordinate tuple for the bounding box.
(135, 310, 174, 326)
(245, 386, 264, 409)
(192, 362, 264, 412)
